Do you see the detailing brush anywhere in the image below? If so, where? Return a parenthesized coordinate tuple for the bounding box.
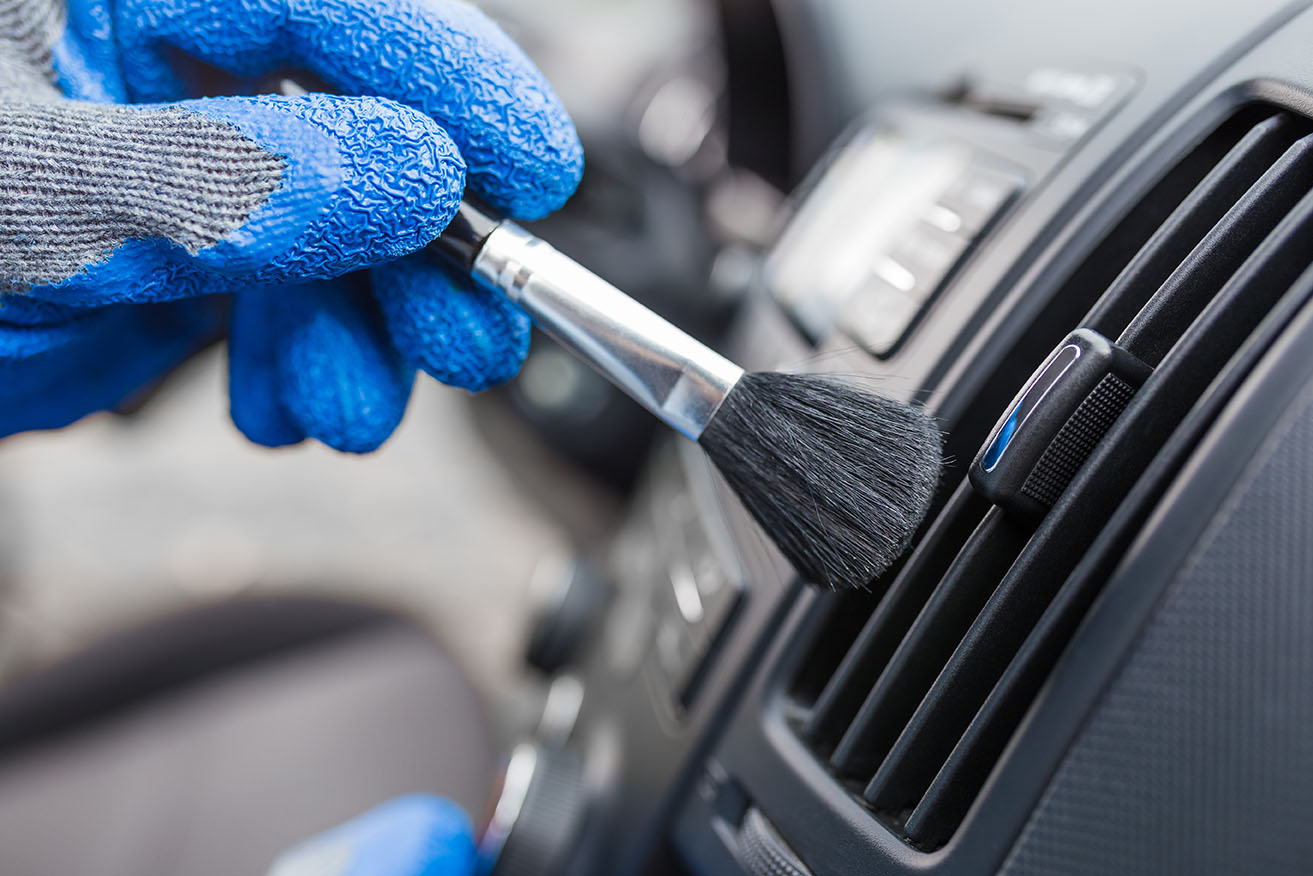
(432, 202, 941, 590)
(262, 76, 940, 586)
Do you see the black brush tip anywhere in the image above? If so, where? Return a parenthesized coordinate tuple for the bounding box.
(699, 372, 942, 590)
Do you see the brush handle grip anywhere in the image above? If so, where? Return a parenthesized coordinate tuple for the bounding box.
(433, 205, 744, 441)
(263, 78, 739, 438)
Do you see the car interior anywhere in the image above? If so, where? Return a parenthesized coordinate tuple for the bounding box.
(0, 0, 1311, 873)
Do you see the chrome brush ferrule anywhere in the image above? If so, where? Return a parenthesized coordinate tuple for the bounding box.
(471, 221, 744, 440)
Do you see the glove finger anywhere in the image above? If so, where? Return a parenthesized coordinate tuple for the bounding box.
(269, 278, 414, 454)
(9, 94, 463, 306)
(113, 0, 582, 219)
(0, 296, 107, 357)
(372, 255, 530, 393)
(56, 0, 129, 102)
(228, 287, 305, 448)
(0, 299, 218, 436)
(267, 795, 475, 876)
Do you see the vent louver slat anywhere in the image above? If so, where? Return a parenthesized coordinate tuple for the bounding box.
(801, 485, 988, 751)
(1118, 133, 1313, 362)
(827, 509, 1032, 779)
(782, 104, 1313, 851)
(1085, 112, 1301, 335)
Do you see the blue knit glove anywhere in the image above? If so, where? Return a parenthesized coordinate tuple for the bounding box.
(0, 0, 582, 451)
(266, 795, 476, 876)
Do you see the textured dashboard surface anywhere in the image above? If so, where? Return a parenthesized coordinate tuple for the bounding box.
(1000, 380, 1313, 874)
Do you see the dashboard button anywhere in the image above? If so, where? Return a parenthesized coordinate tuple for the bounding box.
(837, 275, 922, 356)
(655, 613, 696, 685)
(937, 164, 1020, 233)
(884, 220, 970, 301)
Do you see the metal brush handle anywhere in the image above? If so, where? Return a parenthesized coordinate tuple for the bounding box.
(268, 74, 744, 441)
(457, 217, 744, 441)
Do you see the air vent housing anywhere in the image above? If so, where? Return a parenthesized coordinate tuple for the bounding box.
(781, 103, 1313, 850)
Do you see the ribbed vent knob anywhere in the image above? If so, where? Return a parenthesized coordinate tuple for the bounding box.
(483, 745, 586, 876)
(736, 808, 813, 876)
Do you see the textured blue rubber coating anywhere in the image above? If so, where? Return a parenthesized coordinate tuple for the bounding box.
(272, 794, 477, 876)
(0, 299, 219, 434)
(373, 256, 532, 393)
(267, 280, 412, 453)
(229, 288, 308, 448)
(53, 0, 126, 102)
(112, 0, 583, 219)
(1, 0, 582, 451)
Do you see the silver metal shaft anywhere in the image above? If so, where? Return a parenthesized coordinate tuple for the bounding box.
(470, 221, 745, 441)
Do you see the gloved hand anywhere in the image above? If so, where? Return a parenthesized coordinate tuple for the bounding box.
(0, 0, 582, 451)
(266, 795, 476, 876)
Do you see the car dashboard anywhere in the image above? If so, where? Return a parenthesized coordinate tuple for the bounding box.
(510, 2, 1313, 874)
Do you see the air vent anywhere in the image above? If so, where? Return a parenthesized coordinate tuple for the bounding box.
(781, 103, 1313, 850)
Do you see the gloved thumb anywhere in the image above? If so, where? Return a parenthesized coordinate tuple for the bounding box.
(265, 795, 476, 876)
(4, 93, 465, 306)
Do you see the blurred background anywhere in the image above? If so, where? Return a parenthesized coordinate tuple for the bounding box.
(0, 0, 791, 732)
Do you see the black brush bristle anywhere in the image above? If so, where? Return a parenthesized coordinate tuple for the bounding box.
(699, 372, 942, 590)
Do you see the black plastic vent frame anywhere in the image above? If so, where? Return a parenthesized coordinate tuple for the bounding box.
(780, 102, 1313, 851)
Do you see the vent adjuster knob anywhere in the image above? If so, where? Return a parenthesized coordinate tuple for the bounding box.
(969, 329, 1150, 518)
